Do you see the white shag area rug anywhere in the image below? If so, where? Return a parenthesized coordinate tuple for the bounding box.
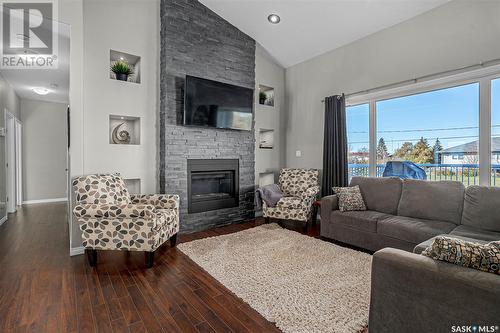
(178, 223, 372, 333)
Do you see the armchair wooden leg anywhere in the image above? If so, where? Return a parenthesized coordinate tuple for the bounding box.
(312, 205, 319, 226)
(170, 234, 178, 247)
(302, 220, 309, 233)
(145, 251, 155, 268)
(86, 249, 97, 267)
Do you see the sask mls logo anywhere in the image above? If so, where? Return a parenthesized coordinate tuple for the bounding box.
(452, 325, 499, 333)
(0, 0, 58, 68)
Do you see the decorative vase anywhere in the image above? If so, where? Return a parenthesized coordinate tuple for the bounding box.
(259, 96, 266, 104)
(115, 73, 128, 81)
(112, 123, 131, 144)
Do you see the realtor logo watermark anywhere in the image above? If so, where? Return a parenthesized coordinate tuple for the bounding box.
(0, 0, 58, 69)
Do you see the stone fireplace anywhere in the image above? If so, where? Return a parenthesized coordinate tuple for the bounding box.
(159, 0, 256, 233)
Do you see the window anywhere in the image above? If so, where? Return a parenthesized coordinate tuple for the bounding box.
(492, 78, 500, 186)
(346, 104, 369, 180)
(345, 67, 500, 186)
(375, 83, 479, 184)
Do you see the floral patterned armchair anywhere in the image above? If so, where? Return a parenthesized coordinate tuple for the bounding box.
(262, 168, 320, 229)
(72, 174, 179, 267)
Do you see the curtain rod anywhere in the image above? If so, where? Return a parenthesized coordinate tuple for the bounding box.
(321, 58, 500, 103)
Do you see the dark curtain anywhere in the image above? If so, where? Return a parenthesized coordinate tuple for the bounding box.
(322, 94, 348, 196)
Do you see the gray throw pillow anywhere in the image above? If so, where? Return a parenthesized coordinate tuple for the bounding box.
(422, 236, 500, 275)
(333, 185, 367, 212)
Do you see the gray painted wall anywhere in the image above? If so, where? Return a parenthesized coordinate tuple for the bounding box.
(64, 0, 159, 251)
(285, 0, 500, 169)
(160, 0, 256, 233)
(254, 44, 286, 186)
(20, 99, 67, 201)
(0, 73, 20, 122)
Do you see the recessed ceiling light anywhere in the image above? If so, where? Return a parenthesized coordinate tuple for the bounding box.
(267, 14, 280, 24)
(32, 87, 50, 95)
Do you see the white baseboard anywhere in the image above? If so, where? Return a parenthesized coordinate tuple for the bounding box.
(70, 246, 85, 256)
(0, 216, 7, 227)
(23, 197, 67, 205)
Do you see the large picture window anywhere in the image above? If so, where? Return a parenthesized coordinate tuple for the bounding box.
(344, 68, 500, 186)
(376, 83, 479, 185)
(346, 104, 369, 180)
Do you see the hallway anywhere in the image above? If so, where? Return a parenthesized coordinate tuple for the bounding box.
(0, 203, 72, 332)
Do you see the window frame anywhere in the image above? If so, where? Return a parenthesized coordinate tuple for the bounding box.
(345, 64, 500, 185)
(345, 103, 371, 179)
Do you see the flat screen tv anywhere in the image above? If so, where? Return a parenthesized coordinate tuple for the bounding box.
(184, 75, 254, 131)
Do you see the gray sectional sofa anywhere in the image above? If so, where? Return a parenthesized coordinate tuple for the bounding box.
(320, 176, 500, 252)
(321, 177, 500, 332)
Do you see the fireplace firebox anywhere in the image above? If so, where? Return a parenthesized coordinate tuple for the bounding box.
(187, 159, 239, 213)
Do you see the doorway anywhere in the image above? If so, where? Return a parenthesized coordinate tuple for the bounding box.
(15, 119, 22, 206)
(5, 110, 21, 214)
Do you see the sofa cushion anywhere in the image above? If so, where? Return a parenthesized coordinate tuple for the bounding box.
(461, 185, 500, 232)
(331, 210, 391, 233)
(450, 225, 500, 242)
(397, 179, 464, 224)
(333, 185, 366, 212)
(377, 215, 456, 245)
(414, 234, 490, 254)
(350, 177, 402, 215)
(421, 236, 500, 275)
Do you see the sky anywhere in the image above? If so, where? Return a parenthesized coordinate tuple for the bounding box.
(346, 79, 500, 154)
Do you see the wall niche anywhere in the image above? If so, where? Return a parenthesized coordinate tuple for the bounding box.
(110, 50, 141, 84)
(258, 84, 274, 107)
(109, 115, 141, 145)
(124, 178, 141, 194)
(258, 128, 274, 149)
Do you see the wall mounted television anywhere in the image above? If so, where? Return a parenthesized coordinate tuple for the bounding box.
(184, 75, 254, 131)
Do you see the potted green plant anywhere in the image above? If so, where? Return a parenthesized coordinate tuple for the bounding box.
(111, 60, 133, 81)
(259, 91, 267, 104)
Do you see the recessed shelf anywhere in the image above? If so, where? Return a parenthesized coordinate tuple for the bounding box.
(258, 172, 275, 187)
(124, 178, 141, 194)
(258, 84, 274, 107)
(258, 128, 274, 149)
(109, 115, 141, 145)
(110, 50, 141, 84)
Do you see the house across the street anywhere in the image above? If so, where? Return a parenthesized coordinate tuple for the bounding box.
(440, 137, 500, 164)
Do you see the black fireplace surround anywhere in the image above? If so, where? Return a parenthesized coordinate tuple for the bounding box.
(187, 159, 239, 213)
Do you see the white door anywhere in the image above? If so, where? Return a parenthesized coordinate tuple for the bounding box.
(15, 120, 22, 206)
(5, 111, 16, 213)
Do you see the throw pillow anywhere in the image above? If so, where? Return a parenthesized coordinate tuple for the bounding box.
(333, 185, 367, 212)
(112, 173, 131, 204)
(422, 236, 500, 275)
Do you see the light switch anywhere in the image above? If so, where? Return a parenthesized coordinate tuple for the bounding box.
(295, 150, 302, 157)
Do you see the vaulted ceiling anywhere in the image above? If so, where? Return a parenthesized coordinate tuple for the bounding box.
(200, 0, 449, 68)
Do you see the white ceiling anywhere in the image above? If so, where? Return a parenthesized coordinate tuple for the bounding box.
(0, 19, 69, 104)
(199, 0, 449, 68)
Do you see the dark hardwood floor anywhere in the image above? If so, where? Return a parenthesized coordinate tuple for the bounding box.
(0, 203, 321, 333)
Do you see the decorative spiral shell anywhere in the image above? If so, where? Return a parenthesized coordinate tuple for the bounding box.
(112, 122, 131, 144)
